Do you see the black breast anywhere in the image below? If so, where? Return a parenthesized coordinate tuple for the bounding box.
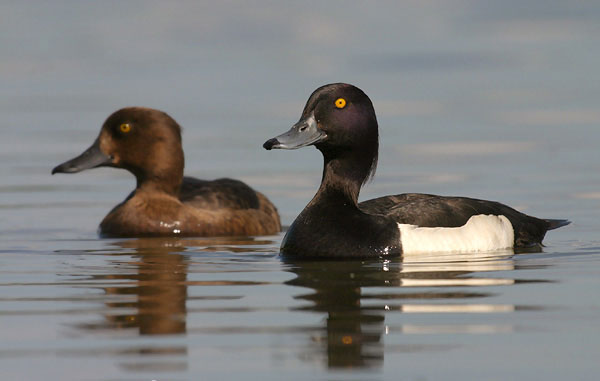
(281, 203, 401, 259)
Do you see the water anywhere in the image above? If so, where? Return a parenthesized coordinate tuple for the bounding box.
(1, 2, 600, 380)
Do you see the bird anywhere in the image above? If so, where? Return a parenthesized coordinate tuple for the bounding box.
(53, 107, 280, 237)
(263, 83, 568, 258)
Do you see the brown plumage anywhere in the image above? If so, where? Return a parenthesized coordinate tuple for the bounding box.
(53, 107, 281, 237)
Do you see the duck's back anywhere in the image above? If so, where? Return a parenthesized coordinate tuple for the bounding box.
(179, 176, 281, 235)
(359, 193, 568, 248)
(180, 177, 262, 210)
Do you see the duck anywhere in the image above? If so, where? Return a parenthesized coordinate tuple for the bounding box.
(53, 107, 281, 237)
(263, 83, 569, 258)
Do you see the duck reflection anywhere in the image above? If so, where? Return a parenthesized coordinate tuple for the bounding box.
(80, 236, 272, 335)
(74, 236, 276, 373)
(80, 237, 191, 335)
(284, 249, 545, 369)
(285, 259, 387, 368)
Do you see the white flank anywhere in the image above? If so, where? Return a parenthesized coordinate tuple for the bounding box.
(398, 215, 514, 254)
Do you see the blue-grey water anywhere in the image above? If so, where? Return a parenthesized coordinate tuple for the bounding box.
(1, 2, 599, 380)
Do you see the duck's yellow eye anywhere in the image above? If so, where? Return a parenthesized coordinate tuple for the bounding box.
(119, 123, 131, 133)
(335, 98, 347, 109)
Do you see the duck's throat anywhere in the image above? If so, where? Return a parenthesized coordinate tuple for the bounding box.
(135, 164, 183, 196)
(319, 152, 373, 205)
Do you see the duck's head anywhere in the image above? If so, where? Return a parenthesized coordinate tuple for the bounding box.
(52, 107, 184, 192)
(264, 83, 379, 185)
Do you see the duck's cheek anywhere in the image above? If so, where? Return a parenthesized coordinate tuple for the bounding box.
(110, 154, 121, 165)
(98, 135, 119, 164)
(102, 149, 119, 165)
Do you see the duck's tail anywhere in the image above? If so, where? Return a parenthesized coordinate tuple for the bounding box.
(545, 219, 571, 230)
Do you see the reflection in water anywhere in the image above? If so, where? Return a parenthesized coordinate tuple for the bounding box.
(61, 238, 551, 373)
(77, 236, 274, 335)
(286, 260, 387, 368)
(72, 238, 192, 373)
(73, 236, 275, 373)
(78, 238, 190, 335)
(284, 249, 547, 369)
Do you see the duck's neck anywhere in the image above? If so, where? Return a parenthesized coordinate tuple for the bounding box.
(134, 150, 184, 197)
(313, 149, 373, 207)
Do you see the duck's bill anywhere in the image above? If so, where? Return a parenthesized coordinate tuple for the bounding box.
(263, 113, 327, 150)
(52, 139, 112, 174)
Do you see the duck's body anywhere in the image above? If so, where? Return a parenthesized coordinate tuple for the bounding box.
(360, 193, 568, 249)
(53, 107, 280, 237)
(99, 176, 280, 237)
(264, 83, 568, 258)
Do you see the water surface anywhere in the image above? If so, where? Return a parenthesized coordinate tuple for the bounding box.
(1, 1, 599, 380)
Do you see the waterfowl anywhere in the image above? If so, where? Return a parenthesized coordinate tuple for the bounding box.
(53, 107, 280, 237)
(263, 83, 568, 258)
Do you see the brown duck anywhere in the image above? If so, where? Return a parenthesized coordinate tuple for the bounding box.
(53, 107, 281, 237)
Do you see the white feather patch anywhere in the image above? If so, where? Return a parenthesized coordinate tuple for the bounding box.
(398, 214, 514, 254)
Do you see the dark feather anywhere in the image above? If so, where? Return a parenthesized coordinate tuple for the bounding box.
(359, 193, 567, 248)
(179, 177, 260, 210)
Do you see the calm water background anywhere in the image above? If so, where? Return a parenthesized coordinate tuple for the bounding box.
(1, 1, 599, 380)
